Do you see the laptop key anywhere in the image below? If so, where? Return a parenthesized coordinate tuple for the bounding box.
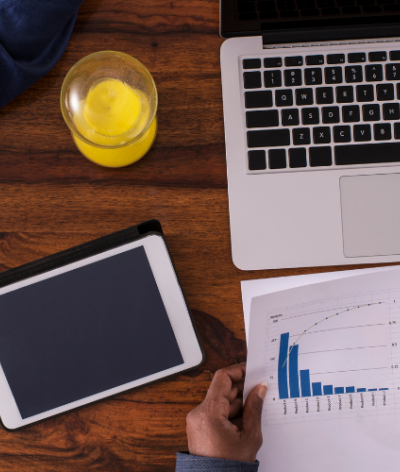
(316, 87, 334, 104)
(383, 4, 400, 11)
(383, 103, 400, 120)
(363, 104, 380, 121)
(289, 148, 307, 167)
(322, 106, 340, 123)
(309, 147, 332, 166)
(282, 108, 299, 126)
(285, 69, 302, 86)
(395, 122, 400, 138)
(353, 124, 371, 141)
(304, 68, 322, 85)
(275, 89, 293, 106)
(325, 67, 343, 84)
(246, 110, 279, 128)
(238, 3, 256, 13)
(335, 142, 400, 165)
(248, 150, 267, 170)
(285, 56, 303, 66)
(269, 149, 287, 169)
(264, 57, 283, 68)
(356, 84, 374, 101)
(390, 50, 400, 61)
(348, 52, 366, 63)
(243, 59, 261, 69)
(293, 128, 311, 145)
(327, 54, 345, 64)
(386, 63, 400, 80)
(336, 86, 354, 103)
(365, 64, 383, 81)
(258, 1, 277, 11)
(302, 107, 319, 124)
(377, 83, 394, 101)
(333, 125, 351, 142)
(247, 129, 290, 147)
(244, 72, 262, 89)
(245, 91, 273, 108)
(264, 70, 282, 87)
(321, 6, 340, 12)
(296, 88, 313, 105)
(306, 55, 324, 65)
(342, 105, 360, 122)
(313, 127, 331, 143)
(374, 123, 392, 140)
(345, 65, 363, 83)
(363, 5, 381, 11)
(368, 51, 387, 62)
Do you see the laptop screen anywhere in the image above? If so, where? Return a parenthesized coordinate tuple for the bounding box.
(220, 0, 400, 39)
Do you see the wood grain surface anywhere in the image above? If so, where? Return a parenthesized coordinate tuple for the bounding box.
(0, 0, 387, 470)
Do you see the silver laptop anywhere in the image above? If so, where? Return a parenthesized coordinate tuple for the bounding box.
(220, 0, 400, 270)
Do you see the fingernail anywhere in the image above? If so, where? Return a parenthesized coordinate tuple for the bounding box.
(258, 382, 268, 400)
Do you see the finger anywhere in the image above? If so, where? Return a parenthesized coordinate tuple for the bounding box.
(206, 363, 246, 401)
(231, 416, 242, 430)
(242, 383, 267, 439)
(227, 380, 244, 403)
(229, 397, 243, 419)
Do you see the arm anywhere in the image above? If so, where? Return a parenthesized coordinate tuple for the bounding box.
(0, 0, 84, 108)
(176, 363, 267, 471)
(175, 452, 260, 472)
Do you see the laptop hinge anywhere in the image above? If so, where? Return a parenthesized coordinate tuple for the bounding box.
(262, 24, 400, 48)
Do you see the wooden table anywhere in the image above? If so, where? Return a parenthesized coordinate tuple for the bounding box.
(0, 0, 380, 470)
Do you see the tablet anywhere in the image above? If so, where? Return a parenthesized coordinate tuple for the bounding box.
(0, 233, 204, 430)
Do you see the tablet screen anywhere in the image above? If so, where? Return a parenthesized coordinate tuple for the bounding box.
(0, 246, 183, 419)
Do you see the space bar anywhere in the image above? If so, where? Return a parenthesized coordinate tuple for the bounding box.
(335, 142, 400, 165)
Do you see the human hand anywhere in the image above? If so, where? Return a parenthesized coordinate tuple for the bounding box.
(186, 363, 267, 462)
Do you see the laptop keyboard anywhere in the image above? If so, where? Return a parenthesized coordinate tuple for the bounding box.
(242, 48, 400, 172)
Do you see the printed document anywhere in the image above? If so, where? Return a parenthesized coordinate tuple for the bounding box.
(244, 267, 400, 472)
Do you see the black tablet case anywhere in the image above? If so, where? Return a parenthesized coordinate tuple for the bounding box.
(0, 220, 204, 429)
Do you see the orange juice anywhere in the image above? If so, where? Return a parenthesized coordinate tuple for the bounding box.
(61, 51, 158, 168)
(72, 78, 157, 168)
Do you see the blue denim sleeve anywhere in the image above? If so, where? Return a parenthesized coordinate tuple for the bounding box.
(0, 0, 84, 108)
(175, 452, 260, 472)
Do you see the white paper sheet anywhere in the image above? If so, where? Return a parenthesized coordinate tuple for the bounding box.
(241, 266, 400, 343)
(244, 267, 400, 472)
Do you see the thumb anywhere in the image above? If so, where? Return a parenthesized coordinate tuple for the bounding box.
(242, 382, 267, 435)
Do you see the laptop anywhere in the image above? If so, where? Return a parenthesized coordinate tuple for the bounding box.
(220, 0, 400, 270)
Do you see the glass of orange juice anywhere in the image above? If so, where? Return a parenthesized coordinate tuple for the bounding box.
(60, 51, 157, 168)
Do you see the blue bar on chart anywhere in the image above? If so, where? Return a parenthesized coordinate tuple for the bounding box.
(323, 385, 333, 395)
(334, 387, 344, 394)
(278, 333, 290, 399)
(368, 389, 377, 391)
(289, 344, 300, 398)
(379, 388, 389, 391)
(346, 387, 355, 393)
(300, 370, 311, 397)
(312, 382, 322, 396)
(357, 388, 366, 392)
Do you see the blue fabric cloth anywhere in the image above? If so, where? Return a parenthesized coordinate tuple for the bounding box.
(175, 452, 260, 472)
(0, 0, 84, 108)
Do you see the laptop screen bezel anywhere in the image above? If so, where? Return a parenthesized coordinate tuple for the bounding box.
(220, 0, 400, 41)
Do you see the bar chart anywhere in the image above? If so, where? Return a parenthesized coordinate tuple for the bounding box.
(261, 289, 400, 425)
(278, 331, 390, 400)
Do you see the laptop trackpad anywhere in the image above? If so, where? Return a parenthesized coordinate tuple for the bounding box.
(340, 174, 400, 258)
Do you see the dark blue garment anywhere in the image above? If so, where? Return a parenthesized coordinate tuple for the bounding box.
(0, 0, 84, 108)
(175, 453, 260, 472)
